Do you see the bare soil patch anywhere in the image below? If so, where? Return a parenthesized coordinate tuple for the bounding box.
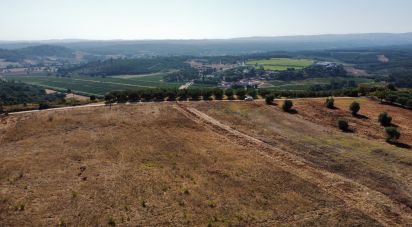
(0, 104, 386, 226)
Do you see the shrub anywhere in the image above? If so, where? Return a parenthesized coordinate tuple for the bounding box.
(213, 88, 224, 100)
(282, 100, 293, 112)
(108, 217, 116, 227)
(202, 89, 213, 101)
(325, 97, 335, 109)
(38, 102, 49, 110)
(396, 97, 408, 106)
(225, 89, 235, 100)
(407, 99, 412, 108)
(349, 101, 360, 115)
(378, 112, 392, 126)
(385, 127, 400, 143)
(188, 89, 201, 100)
(90, 95, 96, 102)
(337, 118, 349, 131)
(259, 89, 270, 98)
(236, 90, 246, 100)
(247, 89, 258, 99)
(265, 95, 275, 105)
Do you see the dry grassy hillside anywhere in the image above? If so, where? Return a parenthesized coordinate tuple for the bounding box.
(1, 100, 412, 226)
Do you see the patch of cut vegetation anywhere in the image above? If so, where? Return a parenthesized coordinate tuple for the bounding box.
(247, 58, 314, 71)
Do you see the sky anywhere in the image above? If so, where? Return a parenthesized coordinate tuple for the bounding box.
(1, 0, 411, 40)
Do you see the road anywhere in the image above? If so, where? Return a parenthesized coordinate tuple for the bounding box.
(6, 96, 358, 116)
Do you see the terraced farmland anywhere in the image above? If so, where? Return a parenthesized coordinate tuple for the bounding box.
(247, 58, 314, 71)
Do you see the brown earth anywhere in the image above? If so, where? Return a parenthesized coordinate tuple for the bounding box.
(188, 99, 412, 218)
(1, 101, 412, 226)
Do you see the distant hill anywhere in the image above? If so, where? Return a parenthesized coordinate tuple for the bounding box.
(0, 45, 74, 61)
(1, 33, 412, 56)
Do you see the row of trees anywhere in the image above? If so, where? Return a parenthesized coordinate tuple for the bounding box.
(361, 84, 412, 108)
(103, 87, 365, 104)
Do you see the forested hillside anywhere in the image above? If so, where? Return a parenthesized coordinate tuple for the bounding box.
(0, 80, 64, 105)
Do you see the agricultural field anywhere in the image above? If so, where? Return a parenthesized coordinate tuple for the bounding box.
(1, 99, 412, 226)
(247, 58, 314, 71)
(264, 77, 373, 90)
(3, 74, 183, 96)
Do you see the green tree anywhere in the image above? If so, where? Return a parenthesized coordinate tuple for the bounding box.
(104, 93, 115, 108)
(202, 89, 213, 101)
(378, 112, 392, 126)
(337, 118, 349, 131)
(325, 97, 335, 109)
(188, 89, 201, 101)
(247, 89, 258, 99)
(265, 95, 275, 105)
(225, 89, 234, 100)
(178, 89, 188, 101)
(385, 127, 400, 143)
(282, 100, 293, 112)
(236, 89, 246, 100)
(213, 88, 224, 100)
(349, 101, 360, 115)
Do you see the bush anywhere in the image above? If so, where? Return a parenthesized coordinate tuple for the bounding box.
(265, 95, 275, 105)
(378, 112, 392, 126)
(90, 95, 96, 102)
(282, 100, 293, 112)
(225, 89, 235, 100)
(407, 99, 412, 108)
(385, 127, 400, 143)
(325, 97, 335, 109)
(259, 89, 270, 98)
(247, 89, 257, 99)
(213, 88, 224, 100)
(349, 101, 360, 115)
(202, 89, 213, 101)
(337, 118, 349, 131)
(188, 89, 201, 101)
(396, 97, 408, 106)
(38, 102, 49, 110)
(236, 90, 246, 100)
(108, 217, 116, 227)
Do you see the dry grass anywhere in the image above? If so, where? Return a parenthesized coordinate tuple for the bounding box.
(189, 100, 412, 210)
(0, 103, 385, 226)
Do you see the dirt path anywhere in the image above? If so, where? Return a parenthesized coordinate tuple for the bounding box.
(174, 104, 412, 226)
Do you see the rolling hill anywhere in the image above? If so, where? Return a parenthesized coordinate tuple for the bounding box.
(1, 98, 411, 226)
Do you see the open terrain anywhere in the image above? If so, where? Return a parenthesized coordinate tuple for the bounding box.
(1, 99, 412, 226)
(247, 58, 314, 71)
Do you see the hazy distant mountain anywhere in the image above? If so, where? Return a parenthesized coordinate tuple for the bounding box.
(1, 33, 412, 56)
(0, 45, 74, 61)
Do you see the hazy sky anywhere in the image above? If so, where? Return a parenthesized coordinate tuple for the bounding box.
(1, 0, 411, 40)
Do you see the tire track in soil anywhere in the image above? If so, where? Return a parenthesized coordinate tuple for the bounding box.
(174, 104, 412, 226)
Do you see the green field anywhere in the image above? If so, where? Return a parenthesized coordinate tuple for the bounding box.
(3, 74, 183, 96)
(266, 77, 373, 91)
(247, 58, 314, 71)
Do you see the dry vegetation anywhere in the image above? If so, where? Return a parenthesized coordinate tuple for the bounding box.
(1, 99, 412, 226)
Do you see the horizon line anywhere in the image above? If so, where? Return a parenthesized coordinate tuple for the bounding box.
(1, 32, 412, 43)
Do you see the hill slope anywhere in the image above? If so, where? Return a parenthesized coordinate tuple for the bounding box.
(1, 100, 411, 226)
